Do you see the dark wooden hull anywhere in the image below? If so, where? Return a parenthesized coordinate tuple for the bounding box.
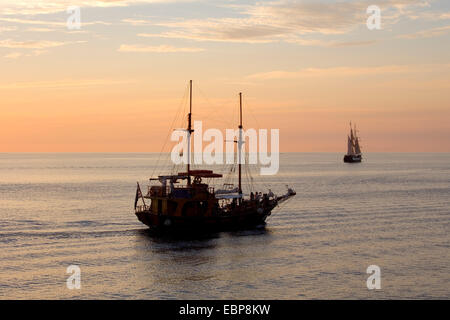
(135, 207, 273, 232)
(343, 154, 362, 163)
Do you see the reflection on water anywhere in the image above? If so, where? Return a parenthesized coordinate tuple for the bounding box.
(131, 227, 275, 299)
(0, 153, 449, 299)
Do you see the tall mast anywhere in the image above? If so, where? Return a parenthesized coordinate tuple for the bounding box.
(238, 92, 243, 201)
(187, 80, 193, 185)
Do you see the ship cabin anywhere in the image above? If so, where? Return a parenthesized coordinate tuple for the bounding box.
(142, 170, 223, 217)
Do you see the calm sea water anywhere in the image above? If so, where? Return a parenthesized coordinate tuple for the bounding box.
(0, 153, 449, 299)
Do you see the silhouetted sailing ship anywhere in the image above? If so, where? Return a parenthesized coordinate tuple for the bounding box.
(134, 81, 296, 231)
(344, 122, 362, 163)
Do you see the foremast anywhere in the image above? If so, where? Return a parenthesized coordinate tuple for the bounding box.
(187, 80, 193, 186)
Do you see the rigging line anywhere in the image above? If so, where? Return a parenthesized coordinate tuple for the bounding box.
(246, 102, 294, 189)
(241, 100, 272, 191)
(242, 100, 263, 131)
(243, 153, 252, 192)
(160, 87, 189, 175)
(196, 85, 235, 127)
(244, 163, 251, 193)
(149, 83, 189, 180)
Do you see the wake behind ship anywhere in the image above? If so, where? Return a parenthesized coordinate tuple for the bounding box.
(134, 81, 295, 231)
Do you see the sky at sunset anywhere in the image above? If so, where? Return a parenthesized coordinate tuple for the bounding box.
(0, 0, 449, 152)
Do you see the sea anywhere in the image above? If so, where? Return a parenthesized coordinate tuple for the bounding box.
(0, 152, 449, 299)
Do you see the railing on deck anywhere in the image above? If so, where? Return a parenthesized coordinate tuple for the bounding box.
(145, 185, 216, 198)
(147, 186, 171, 197)
(135, 205, 149, 213)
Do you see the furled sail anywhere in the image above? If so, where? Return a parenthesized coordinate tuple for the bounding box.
(216, 187, 239, 195)
(347, 136, 354, 155)
(354, 137, 361, 154)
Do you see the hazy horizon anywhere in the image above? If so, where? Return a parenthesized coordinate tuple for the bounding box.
(1, 151, 450, 154)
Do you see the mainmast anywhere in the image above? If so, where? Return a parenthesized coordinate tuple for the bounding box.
(187, 80, 193, 185)
(238, 92, 243, 202)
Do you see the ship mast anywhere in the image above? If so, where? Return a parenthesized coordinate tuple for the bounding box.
(238, 92, 243, 202)
(187, 80, 193, 185)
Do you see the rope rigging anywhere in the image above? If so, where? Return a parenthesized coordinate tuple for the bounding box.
(147, 81, 294, 198)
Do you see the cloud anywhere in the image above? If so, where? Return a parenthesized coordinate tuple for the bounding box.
(3, 50, 49, 59)
(329, 40, 377, 47)
(398, 25, 450, 39)
(245, 64, 450, 80)
(121, 18, 153, 26)
(0, 78, 135, 89)
(0, 0, 188, 15)
(0, 39, 67, 49)
(4, 52, 23, 59)
(0, 39, 85, 59)
(407, 10, 450, 21)
(0, 17, 65, 26)
(135, 0, 429, 45)
(26, 27, 56, 32)
(284, 37, 377, 47)
(0, 26, 17, 32)
(0, 17, 111, 28)
(118, 44, 204, 53)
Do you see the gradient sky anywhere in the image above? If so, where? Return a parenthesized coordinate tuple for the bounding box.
(0, 0, 449, 152)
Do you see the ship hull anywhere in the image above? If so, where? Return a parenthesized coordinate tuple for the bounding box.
(135, 207, 272, 232)
(343, 154, 362, 163)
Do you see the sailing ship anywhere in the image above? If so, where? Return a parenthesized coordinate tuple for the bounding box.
(134, 81, 296, 231)
(343, 122, 362, 163)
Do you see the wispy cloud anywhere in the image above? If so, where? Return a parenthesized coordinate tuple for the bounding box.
(283, 37, 377, 47)
(0, 39, 85, 60)
(118, 44, 204, 53)
(26, 27, 56, 32)
(136, 0, 428, 45)
(0, 17, 111, 28)
(3, 50, 48, 59)
(0, 78, 135, 90)
(0, 26, 17, 32)
(0, 0, 190, 15)
(0, 39, 68, 49)
(398, 25, 450, 39)
(246, 64, 450, 80)
(4, 52, 23, 59)
(0, 17, 66, 27)
(121, 18, 153, 26)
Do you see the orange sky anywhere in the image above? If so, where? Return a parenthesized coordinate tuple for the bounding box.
(1, 0, 449, 152)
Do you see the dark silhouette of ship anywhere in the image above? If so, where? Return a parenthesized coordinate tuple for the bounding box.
(134, 81, 296, 231)
(344, 122, 362, 163)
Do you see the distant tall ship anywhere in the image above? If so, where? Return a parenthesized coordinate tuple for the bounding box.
(343, 122, 362, 163)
